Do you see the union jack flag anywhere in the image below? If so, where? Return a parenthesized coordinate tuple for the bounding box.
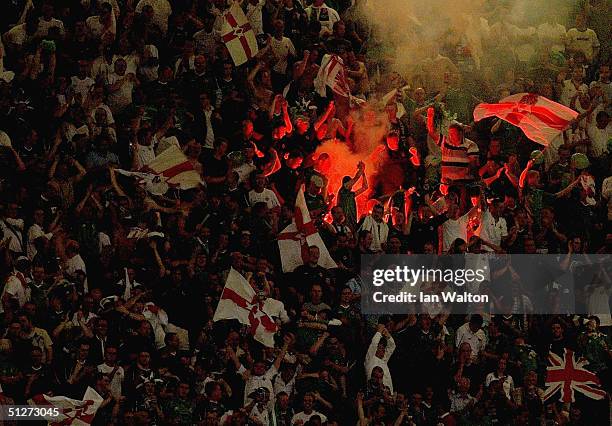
(543, 349, 606, 403)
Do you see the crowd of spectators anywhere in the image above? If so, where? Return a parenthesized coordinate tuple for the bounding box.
(0, 0, 610, 425)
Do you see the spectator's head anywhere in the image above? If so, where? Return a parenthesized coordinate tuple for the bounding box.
(307, 245, 320, 266)
(333, 21, 346, 37)
(469, 314, 483, 332)
(370, 366, 384, 385)
(358, 230, 373, 248)
(448, 123, 464, 146)
(137, 351, 151, 368)
(17, 312, 33, 333)
(177, 381, 190, 399)
(571, 66, 583, 83)
(371, 203, 384, 221)
(114, 58, 127, 76)
(214, 137, 229, 155)
(309, 284, 323, 304)
(551, 320, 564, 339)
(252, 171, 267, 192)
(77, 341, 90, 361)
(302, 392, 315, 412)
(273, 19, 285, 37)
(276, 391, 290, 409)
(574, 13, 587, 31)
(595, 110, 609, 129)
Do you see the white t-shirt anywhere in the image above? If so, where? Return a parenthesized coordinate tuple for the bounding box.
(0, 274, 30, 314)
(305, 4, 340, 36)
(106, 73, 134, 113)
(37, 17, 65, 38)
(455, 323, 487, 361)
(560, 80, 589, 107)
(246, 0, 265, 35)
(292, 411, 327, 425)
(86, 15, 116, 41)
(135, 144, 156, 169)
(27, 224, 53, 260)
(485, 372, 514, 400)
(587, 121, 610, 158)
(270, 36, 296, 75)
(476, 210, 507, 250)
(248, 189, 280, 209)
(135, 0, 172, 35)
(70, 76, 95, 104)
(138, 45, 159, 82)
(97, 363, 124, 399)
(566, 27, 600, 62)
(441, 214, 471, 252)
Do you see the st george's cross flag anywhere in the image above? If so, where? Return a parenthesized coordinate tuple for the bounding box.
(314, 54, 351, 98)
(277, 186, 337, 272)
(142, 145, 203, 190)
(28, 387, 103, 425)
(221, 3, 258, 66)
(473, 93, 578, 146)
(543, 349, 606, 403)
(213, 268, 279, 347)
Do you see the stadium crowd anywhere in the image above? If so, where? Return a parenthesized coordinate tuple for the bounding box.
(0, 0, 610, 425)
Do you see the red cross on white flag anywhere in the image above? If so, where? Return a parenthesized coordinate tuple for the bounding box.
(213, 268, 279, 347)
(221, 3, 259, 66)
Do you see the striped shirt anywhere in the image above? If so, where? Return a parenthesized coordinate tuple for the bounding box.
(438, 134, 479, 183)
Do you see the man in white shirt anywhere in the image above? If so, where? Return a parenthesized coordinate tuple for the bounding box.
(0, 257, 31, 314)
(132, 128, 156, 169)
(305, 0, 340, 37)
(455, 315, 487, 362)
(37, 4, 65, 39)
(364, 324, 396, 394)
(97, 345, 124, 399)
(565, 13, 600, 63)
(270, 20, 296, 80)
(249, 171, 281, 211)
(246, 0, 265, 36)
(440, 201, 479, 253)
(70, 61, 94, 105)
(135, 0, 172, 36)
(86, 2, 116, 42)
(291, 392, 328, 425)
(27, 209, 55, 260)
(228, 336, 290, 411)
(475, 199, 507, 251)
(358, 204, 388, 253)
(560, 67, 589, 107)
(105, 58, 138, 114)
(587, 110, 610, 159)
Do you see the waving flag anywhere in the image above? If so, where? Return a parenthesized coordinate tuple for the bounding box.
(213, 268, 279, 347)
(28, 387, 103, 425)
(277, 186, 337, 272)
(314, 54, 351, 98)
(221, 3, 258, 66)
(473, 93, 578, 146)
(142, 145, 203, 190)
(543, 349, 606, 403)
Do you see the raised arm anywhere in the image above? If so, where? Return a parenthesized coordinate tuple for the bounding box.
(354, 168, 369, 197)
(314, 101, 335, 132)
(426, 106, 441, 143)
(344, 161, 364, 190)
